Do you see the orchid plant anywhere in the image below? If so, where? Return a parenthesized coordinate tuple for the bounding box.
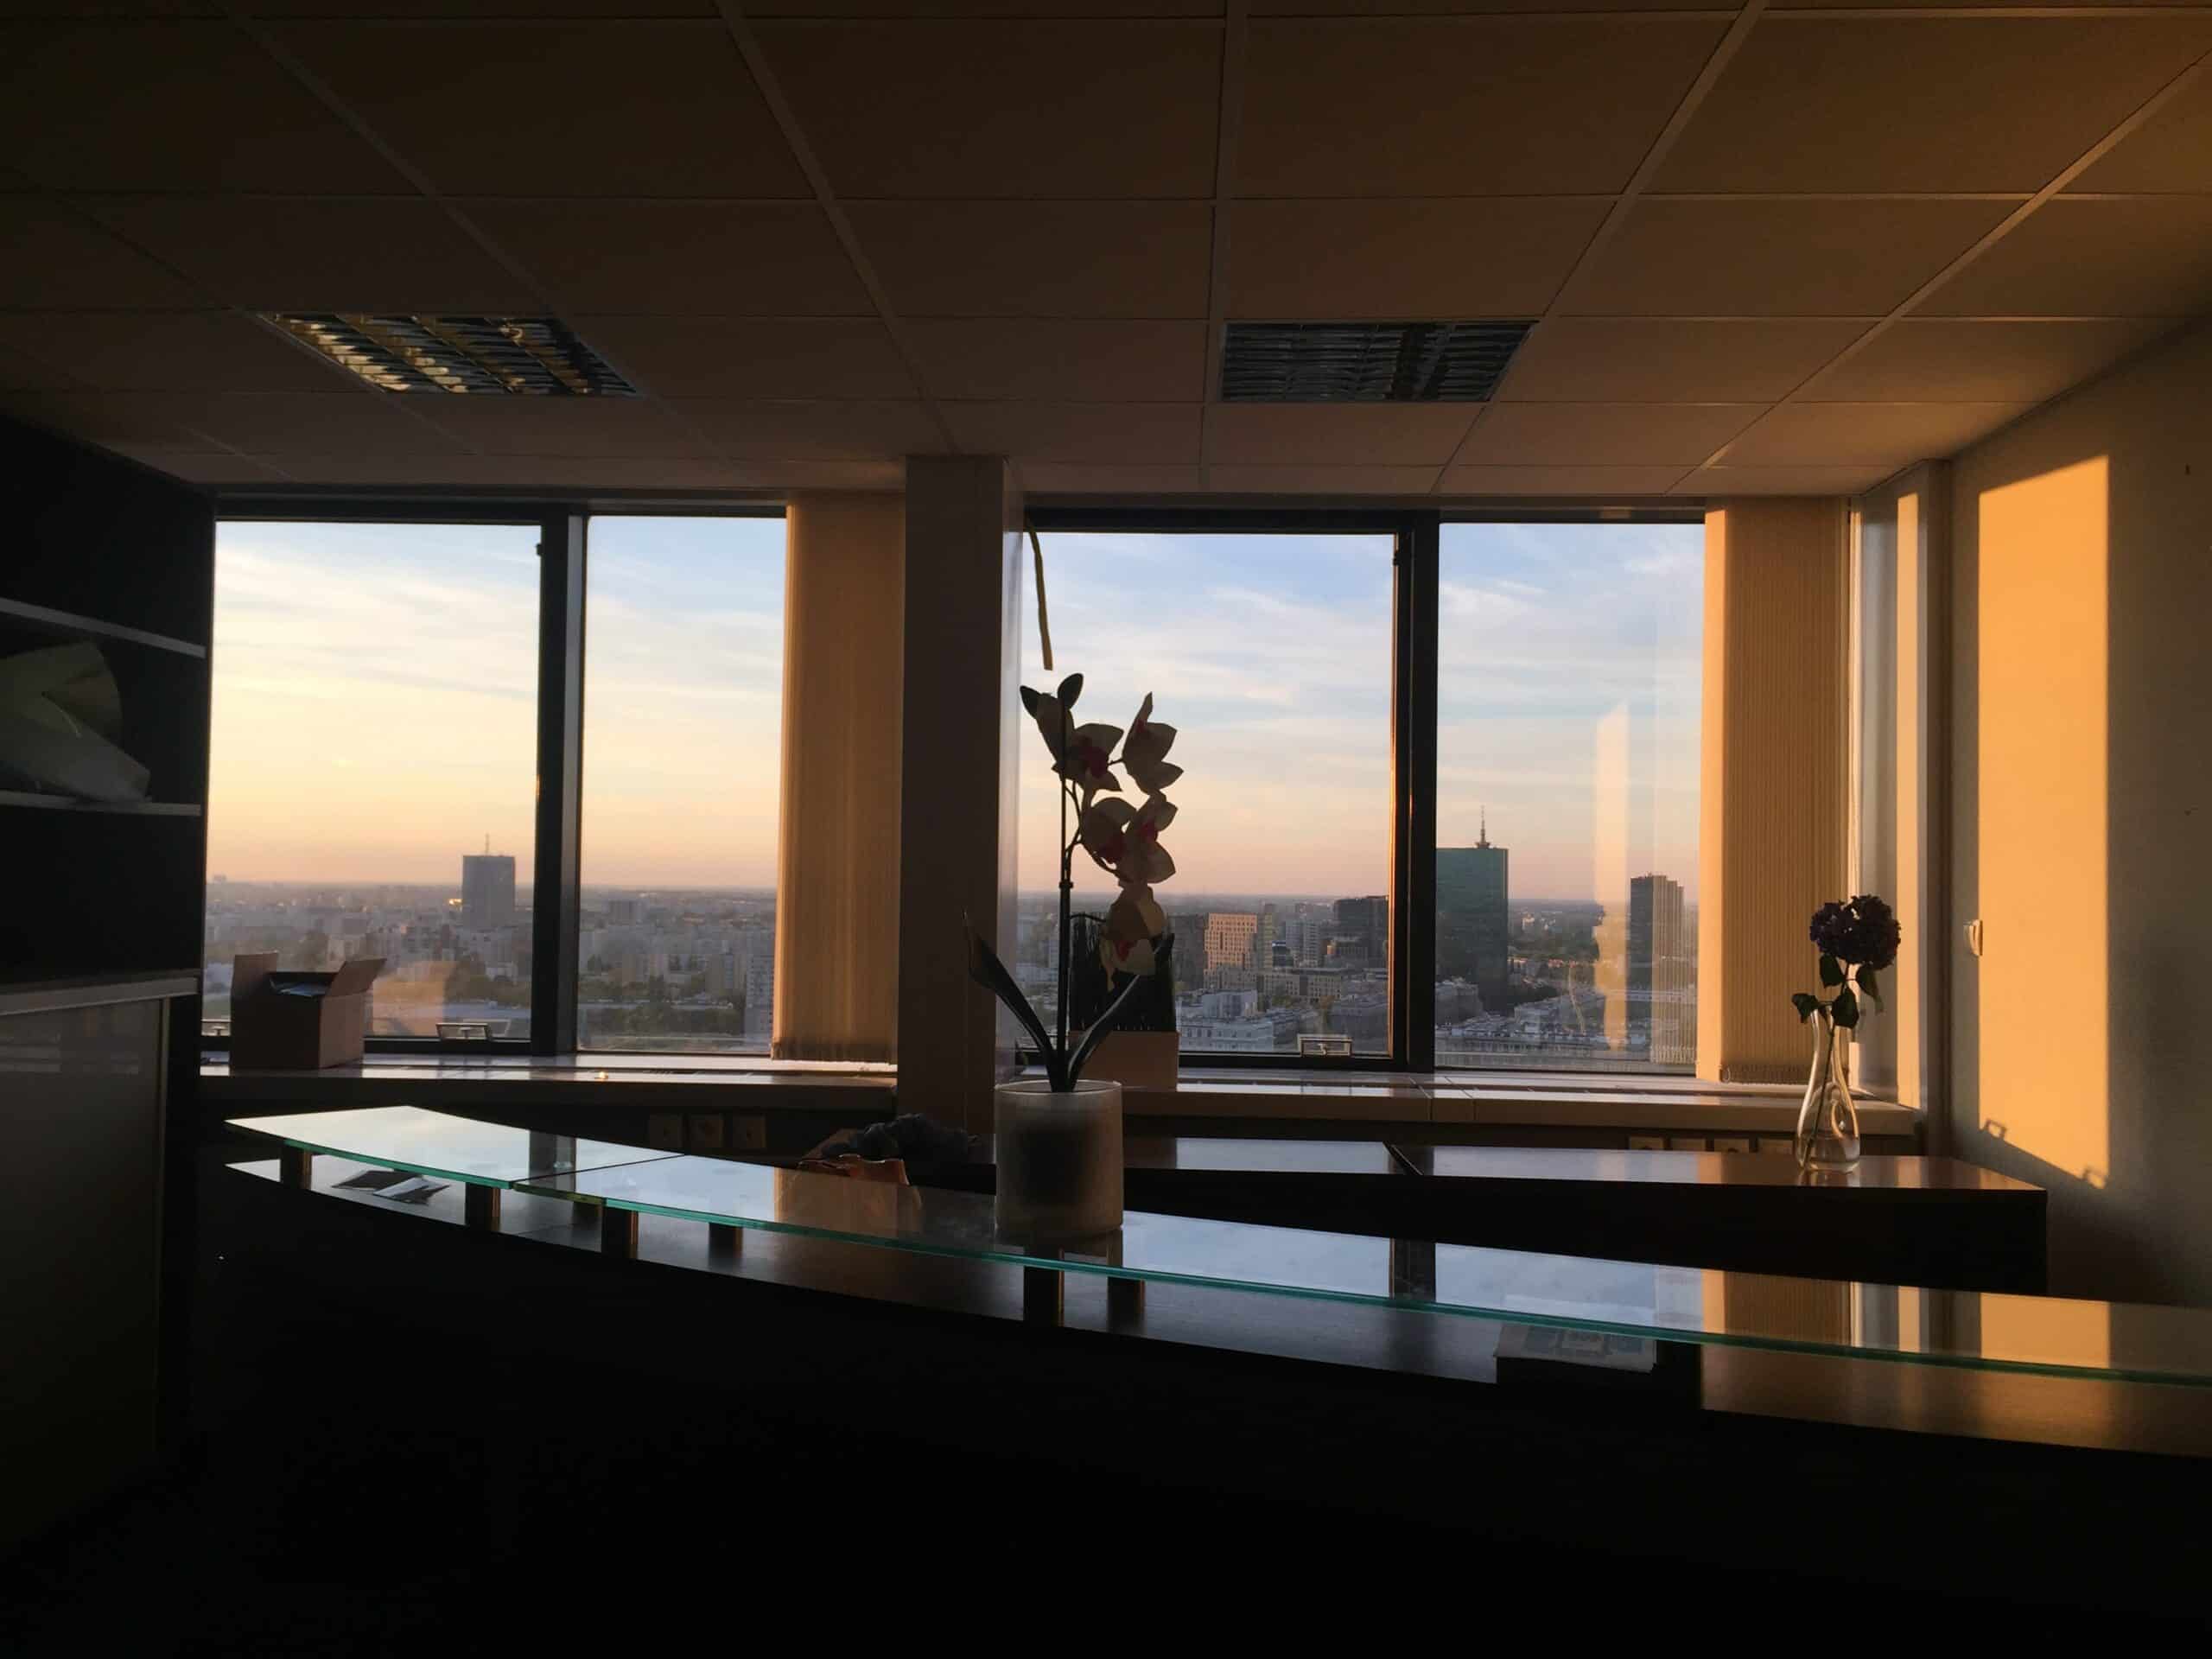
(964, 672, 1182, 1093)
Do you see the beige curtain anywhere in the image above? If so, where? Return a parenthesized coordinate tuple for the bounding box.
(773, 493, 904, 1061)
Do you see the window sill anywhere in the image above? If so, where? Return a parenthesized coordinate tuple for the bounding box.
(199, 1052, 1915, 1141)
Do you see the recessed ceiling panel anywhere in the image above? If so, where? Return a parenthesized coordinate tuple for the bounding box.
(1499, 319, 1873, 404)
(1240, 18, 1726, 197)
(904, 320, 1206, 402)
(848, 201, 1213, 318)
(1719, 401, 2037, 468)
(943, 401, 1201, 463)
(1220, 321, 1530, 404)
(1559, 198, 2016, 317)
(85, 196, 539, 315)
(1657, 16, 2212, 194)
(275, 22, 810, 197)
(1920, 199, 2212, 318)
(1230, 199, 1608, 321)
(1803, 319, 2174, 404)
(753, 22, 1221, 198)
(0, 22, 410, 194)
(573, 316, 916, 401)
(1459, 402, 1766, 467)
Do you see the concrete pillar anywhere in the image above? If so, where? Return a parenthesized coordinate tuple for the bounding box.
(897, 456, 1026, 1128)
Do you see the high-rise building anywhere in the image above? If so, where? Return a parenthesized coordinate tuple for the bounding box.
(1629, 873, 1693, 1065)
(1436, 814, 1510, 1001)
(461, 851, 517, 929)
(1204, 912, 1260, 975)
(1332, 895, 1389, 965)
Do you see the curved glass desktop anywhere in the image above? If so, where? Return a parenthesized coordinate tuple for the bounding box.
(228, 1108, 2212, 1391)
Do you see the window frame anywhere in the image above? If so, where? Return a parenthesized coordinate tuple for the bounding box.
(1032, 505, 1704, 1075)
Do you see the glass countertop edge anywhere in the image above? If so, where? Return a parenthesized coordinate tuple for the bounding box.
(254, 1129, 677, 1191)
(507, 1177, 2211, 1389)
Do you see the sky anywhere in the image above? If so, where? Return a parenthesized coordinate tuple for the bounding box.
(1020, 525, 1702, 904)
(207, 516, 785, 887)
(207, 516, 1699, 903)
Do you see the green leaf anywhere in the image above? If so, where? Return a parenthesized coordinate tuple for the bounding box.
(1857, 968, 1883, 1011)
(1833, 988, 1860, 1029)
(1819, 953, 1845, 988)
(1019, 684, 1043, 716)
(1057, 672, 1084, 709)
(1790, 993, 1822, 1022)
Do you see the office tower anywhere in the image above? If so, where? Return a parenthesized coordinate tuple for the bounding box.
(1205, 912, 1260, 975)
(461, 851, 517, 929)
(1629, 874, 1692, 1065)
(1332, 895, 1389, 965)
(1436, 814, 1509, 1001)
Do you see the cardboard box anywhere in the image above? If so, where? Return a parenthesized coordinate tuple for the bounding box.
(229, 954, 382, 1071)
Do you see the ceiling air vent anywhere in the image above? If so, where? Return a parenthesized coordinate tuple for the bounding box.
(263, 313, 639, 396)
(1221, 321, 1532, 404)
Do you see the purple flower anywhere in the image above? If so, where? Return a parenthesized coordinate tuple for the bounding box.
(1808, 894, 1900, 969)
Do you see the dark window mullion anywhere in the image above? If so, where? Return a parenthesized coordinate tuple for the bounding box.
(1393, 513, 1440, 1071)
(531, 512, 585, 1056)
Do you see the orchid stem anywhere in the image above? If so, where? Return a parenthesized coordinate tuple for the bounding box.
(1055, 777, 1071, 1076)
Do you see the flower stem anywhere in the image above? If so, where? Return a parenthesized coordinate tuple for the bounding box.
(1055, 777, 1071, 1070)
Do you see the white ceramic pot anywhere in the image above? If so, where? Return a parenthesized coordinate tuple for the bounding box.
(994, 1077, 1122, 1242)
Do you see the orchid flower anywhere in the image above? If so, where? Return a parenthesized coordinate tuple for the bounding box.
(1122, 694, 1182, 794)
(1101, 884, 1166, 977)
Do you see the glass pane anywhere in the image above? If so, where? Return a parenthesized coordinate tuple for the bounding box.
(205, 521, 541, 1039)
(1020, 532, 1395, 1058)
(578, 516, 785, 1055)
(515, 1148, 2212, 1389)
(226, 1106, 675, 1188)
(1437, 523, 1703, 1073)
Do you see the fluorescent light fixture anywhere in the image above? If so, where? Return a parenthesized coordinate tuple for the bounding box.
(1221, 321, 1533, 404)
(263, 313, 639, 396)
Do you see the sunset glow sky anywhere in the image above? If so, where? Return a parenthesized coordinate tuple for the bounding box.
(208, 516, 1700, 903)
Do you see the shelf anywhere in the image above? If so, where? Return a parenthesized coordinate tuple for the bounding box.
(0, 790, 201, 816)
(0, 971, 200, 1019)
(0, 597, 207, 660)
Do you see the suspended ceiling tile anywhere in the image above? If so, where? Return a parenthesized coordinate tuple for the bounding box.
(1205, 463, 1439, 493)
(1457, 402, 1765, 467)
(104, 447, 289, 486)
(903, 320, 1206, 402)
(1436, 464, 1692, 497)
(257, 2, 716, 14)
(274, 22, 809, 198)
(2069, 73, 2212, 194)
(405, 394, 710, 459)
(1658, 16, 2212, 194)
(83, 195, 540, 314)
(1719, 401, 2036, 468)
(0, 22, 410, 193)
(1803, 318, 2177, 404)
(752, 0, 1222, 13)
(1019, 462, 1206, 495)
(1920, 198, 2212, 318)
(1675, 465, 1894, 498)
(849, 201, 1213, 318)
(164, 391, 467, 456)
(0, 197, 200, 308)
(1253, 0, 1703, 11)
(1241, 18, 1726, 197)
(572, 316, 916, 401)
(1204, 404, 1477, 467)
(461, 200, 873, 317)
(1498, 318, 1874, 404)
(753, 22, 1221, 198)
(942, 401, 1201, 463)
(0, 310, 347, 395)
(668, 397, 946, 459)
(1230, 198, 1608, 321)
(0, 341, 59, 391)
(1559, 198, 2015, 317)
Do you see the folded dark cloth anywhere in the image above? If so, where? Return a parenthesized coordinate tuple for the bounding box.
(810, 1113, 977, 1166)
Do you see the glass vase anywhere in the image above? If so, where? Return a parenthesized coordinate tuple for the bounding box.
(995, 1078, 1122, 1243)
(1795, 1007, 1861, 1173)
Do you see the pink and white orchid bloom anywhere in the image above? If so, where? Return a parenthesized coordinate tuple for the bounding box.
(1057, 721, 1123, 799)
(1078, 793, 1176, 886)
(1101, 884, 1166, 977)
(1122, 694, 1182, 795)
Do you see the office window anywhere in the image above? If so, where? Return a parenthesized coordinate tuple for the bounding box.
(1437, 522, 1702, 1072)
(205, 520, 541, 1039)
(578, 515, 785, 1053)
(1021, 531, 1395, 1058)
